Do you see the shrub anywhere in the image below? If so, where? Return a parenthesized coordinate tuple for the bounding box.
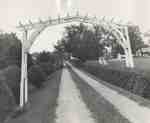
(0, 77, 16, 122)
(5, 56, 20, 68)
(0, 57, 7, 69)
(3, 65, 21, 104)
(39, 62, 54, 75)
(79, 64, 150, 99)
(70, 59, 84, 68)
(28, 65, 46, 88)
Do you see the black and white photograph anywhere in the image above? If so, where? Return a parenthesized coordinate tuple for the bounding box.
(0, 0, 150, 123)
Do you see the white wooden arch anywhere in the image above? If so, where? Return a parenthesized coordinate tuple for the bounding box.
(17, 12, 134, 108)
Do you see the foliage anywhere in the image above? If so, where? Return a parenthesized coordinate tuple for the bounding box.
(35, 51, 63, 71)
(2, 65, 21, 104)
(0, 33, 20, 55)
(39, 62, 54, 75)
(28, 65, 46, 88)
(128, 25, 144, 54)
(36, 51, 58, 64)
(55, 23, 145, 61)
(0, 76, 16, 122)
(73, 62, 150, 99)
(36, 51, 52, 63)
(0, 33, 21, 68)
(111, 43, 125, 58)
(5, 43, 33, 68)
(0, 32, 33, 68)
(55, 23, 104, 62)
(109, 25, 144, 57)
(0, 58, 7, 69)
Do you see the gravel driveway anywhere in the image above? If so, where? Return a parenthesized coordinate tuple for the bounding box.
(55, 68, 96, 123)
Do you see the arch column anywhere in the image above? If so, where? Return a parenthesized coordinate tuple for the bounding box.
(19, 24, 47, 108)
(125, 27, 134, 68)
(112, 26, 134, 68)
(20, 30, 28, 108)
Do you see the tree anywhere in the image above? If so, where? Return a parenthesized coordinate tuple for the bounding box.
(107, 25, 144, 57)
(0, 33, 33, 68)
(111, 43, 124, 58)
(0, 33, 20, 56)
(28, 65, 46, 88)
(6, 44, 33, 68)
(128, 25, 144, 54)
(39, 62, 54, 75)
(36, 51, 51, 64)
(35, 51, 63, 74)
(55, 23, 104, 62)
(3, 65, 21, 104)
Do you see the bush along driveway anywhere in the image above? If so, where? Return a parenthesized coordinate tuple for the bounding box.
(5, 70, 62, 123)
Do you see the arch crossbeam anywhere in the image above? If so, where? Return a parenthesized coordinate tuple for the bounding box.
(17, 15, 98, 31)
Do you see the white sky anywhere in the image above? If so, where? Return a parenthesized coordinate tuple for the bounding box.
(0, 0, 150, 53)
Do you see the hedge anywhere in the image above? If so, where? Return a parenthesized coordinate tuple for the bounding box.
(39, 62, 54, 76)
(72, 61, 150, 99)
(0, 74, 16, 122)
(28, 65, 46, 88)
(3, 65, 21, 104)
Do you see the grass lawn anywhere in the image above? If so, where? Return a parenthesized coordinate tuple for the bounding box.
(86, 56, 150, 77)
(108, 57, 150, 76)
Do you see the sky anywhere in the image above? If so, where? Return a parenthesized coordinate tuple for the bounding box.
(0, 0, 150, 53)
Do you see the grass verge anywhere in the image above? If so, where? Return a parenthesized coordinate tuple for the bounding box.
(46, 70, 62, 123)
(69, 68, 130, 123)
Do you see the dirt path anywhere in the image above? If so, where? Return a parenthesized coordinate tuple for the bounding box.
(55, 68, 96, 123)
(70, 64, 150, 123)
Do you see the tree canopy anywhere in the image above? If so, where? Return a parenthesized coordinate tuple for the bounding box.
(55, 23, 104, 62)
(55, 23, 145, 61)
(128, 25, 144, 54)
(0, 33, 33, 68)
